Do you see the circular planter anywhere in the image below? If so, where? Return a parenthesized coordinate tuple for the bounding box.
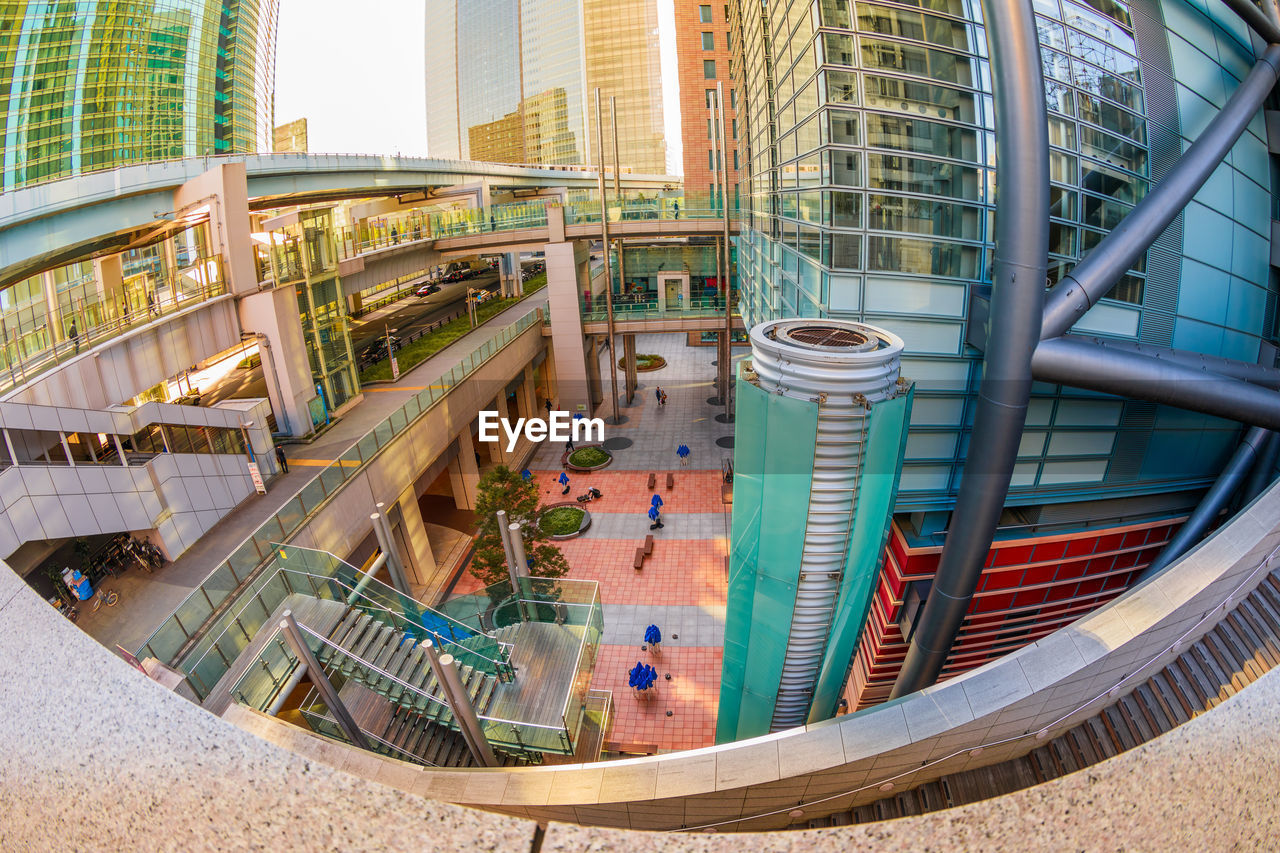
(561, 443, 613, 472)
(618, 354, 666, 372)
(539, 502, 592, 540)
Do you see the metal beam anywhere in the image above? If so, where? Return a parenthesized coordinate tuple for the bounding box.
(890, 0, 1049, 699)
(1221, 0, 1280, 45)
(279, 611, 370, 750)
(1031, 336, 1280, 430)
(1139, 426, 1270, 580)
(1041, 44, 1280, 340)
(1055, 335, 1280, 389)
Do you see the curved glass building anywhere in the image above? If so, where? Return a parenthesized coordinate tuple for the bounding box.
(0, 0, 279, 190)
(730, 0, 1278, 710)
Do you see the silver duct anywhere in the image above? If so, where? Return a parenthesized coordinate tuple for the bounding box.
(748, 319, 904, 731)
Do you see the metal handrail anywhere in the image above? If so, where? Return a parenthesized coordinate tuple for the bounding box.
(296, 696, 440, 767)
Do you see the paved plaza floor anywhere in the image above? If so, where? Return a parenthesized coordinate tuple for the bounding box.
(457, 332, 748, 753)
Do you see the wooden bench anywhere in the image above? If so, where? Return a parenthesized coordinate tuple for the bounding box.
(643, 534, 654, 556)
(646, 472, 656, 489)
(634, 547, 646, 570)
(666, 472, 675, 490)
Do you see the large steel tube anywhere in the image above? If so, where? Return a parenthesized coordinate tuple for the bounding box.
(1031, 336, 1280, 430)
(1055, 336, 1280, 390)
(748, 319, 904, 730)
(1221, 0, 1280, 44)
(1139, 426, 1269, 580)
(890, 0, 1049, 699)
(1041, 45, 1280, 340)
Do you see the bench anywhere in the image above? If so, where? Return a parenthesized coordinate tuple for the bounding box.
(634, 547, 646, 570)
(644, 535, 654, 556)
(666, 472, 674, 490)
(646, 472, 656, 489)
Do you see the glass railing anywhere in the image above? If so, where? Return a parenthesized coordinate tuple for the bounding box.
(579, 295, 738, 324)
(136, 307, 545, 676)
(175, 543, 513, 699)
(0, 257, 227, 396)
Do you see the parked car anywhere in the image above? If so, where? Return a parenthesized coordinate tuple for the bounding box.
(360, 335, 402, 363)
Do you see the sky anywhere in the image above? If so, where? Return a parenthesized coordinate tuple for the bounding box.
(273, 0, 682, 174)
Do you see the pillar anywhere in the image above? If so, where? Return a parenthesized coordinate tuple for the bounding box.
(393, 483, 438, 589)
(544, 239, 593, 414)
(237, 284, 315, 437)
(447, 430, 481, 510)
(490, 393, 511, 465)
(519, 363, 537, 420)
(584, 336, 603, 410)
(623, 333, 638, 404)
(172, 162, 256, 297)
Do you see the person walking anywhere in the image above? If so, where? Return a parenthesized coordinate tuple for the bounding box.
(648, 504, 664, 530)
(655, 386, 662, 404)
(68, 320, 79, 354)
(545, 398, 555, 415)
(490, 214, 497, 232)
(673, 200, 680, 220)
(660, 390, 668, 407)
(566, 434, 575, 453)
(274, 444, 289, 474)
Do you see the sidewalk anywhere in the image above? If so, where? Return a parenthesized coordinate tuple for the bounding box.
(77, 293, 549, 654)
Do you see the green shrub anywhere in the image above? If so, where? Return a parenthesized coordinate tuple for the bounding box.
(541, 506, 585, 536)
(568, 446, 610, 468)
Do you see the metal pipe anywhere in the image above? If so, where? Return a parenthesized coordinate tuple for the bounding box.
(1031, 336, 1280, 430)
(716, 80, 735, 421)
(265, 662, 308, 717)
(508, 521, 532, 622)
(1139, 426, 1269, 580)
(420, 640, 498, 767)
(1041, 45, 1280, 340)
(279, 610, 370, 749)
(594, 88, 620, 424)
(891, 0, 1049, 699)
(611, 96, 634, 405)
(1221, 0, 1280, 44)
(1054, 335, 1280, 390)
(495, 510, 524, 622)
(346, 552, 388, 604)
(253, 333, 293, 436)
(1244, 431, 1279, 501)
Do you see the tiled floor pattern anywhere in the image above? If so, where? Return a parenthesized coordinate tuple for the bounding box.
(552, 536, 728, 608)
(601, 603, 726, 646)
(592, 643, 723, 753)
(529, 470, 728, 514)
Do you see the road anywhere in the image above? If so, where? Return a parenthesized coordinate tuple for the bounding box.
(197, 272, 502, 408)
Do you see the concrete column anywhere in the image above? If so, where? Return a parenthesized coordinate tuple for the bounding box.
(41, 272, 63, 345)
(237, 285, 315, 437)
(393, 484, 438, 589)
(519, 364, 537, 420)
(94, 255, 123, 334)
(490, 392, 512, 464)
(584, 336, 603, 409)
(623, 333, 638, 404)
(371, 510, 410, 595)
(543, 240, 592, 414)
(447, 430, 480, 510)
(172, 162, 257, 296)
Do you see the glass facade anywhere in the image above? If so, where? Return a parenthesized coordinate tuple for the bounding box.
(0, 0, 278, 191)
(731, 0, 1274, 509)
(424, 0, 666, 173)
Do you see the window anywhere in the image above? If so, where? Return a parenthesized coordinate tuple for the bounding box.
(704, 60, 717, 79)
(730, 89, 737, 109)
(726, 31, 732, 51)
(709, 149, 716, 170)
(706, 89, 717, 108)
(699, 4, 712, 23)
(708, 118, 714, 139)
(701, 32, 714, 49)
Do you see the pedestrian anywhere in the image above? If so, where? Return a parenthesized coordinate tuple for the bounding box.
(275, 444, 289, 473)
(648, 504, 664, 530)
(660, 390, 668, 407)
(147, 291, 156, 316)
(68, 320, 79, 354)
(490, 214, 496, 232)
(559, 471, 571, 495)
(566, 434, 575, 452)
(655, 385, 662, 405)
(545, 398, 554, 415)
(391, 225, 399, 244)
(673, 200, 680, 220)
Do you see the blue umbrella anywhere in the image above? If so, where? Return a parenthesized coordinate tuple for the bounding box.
(651, 493, 663, 508)
(644, 624, 662, 646)
(648, 505, 660, 522)
(520, 468, 532, 481)
(573, 412, 585, 420)
(558, 472, 570, 486)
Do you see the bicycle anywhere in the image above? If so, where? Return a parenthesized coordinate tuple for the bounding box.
(90, 586, 120, 612)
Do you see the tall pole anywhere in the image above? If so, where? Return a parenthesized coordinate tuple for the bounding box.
(279, 610, 370, 750)
(716, 81, 734, 421)
(611, 95, 634, 405)
(496, 510, 526, 622)
(594, 88, 621, 425)
(420, 640, 499, 767)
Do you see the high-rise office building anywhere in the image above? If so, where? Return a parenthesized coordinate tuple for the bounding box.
(0, 0, 279, 191)
(674, 0, 740, 202)
(423, 0, 666, 173)
(273, 117, 308, 153)
(727, 0, 1278, 716)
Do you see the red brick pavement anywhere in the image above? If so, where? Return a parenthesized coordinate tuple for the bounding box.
(593, 643, 721, 752)
(554, 535, 727, 607)
(530, 469, 727, 514)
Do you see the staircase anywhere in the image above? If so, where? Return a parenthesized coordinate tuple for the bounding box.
(308, 607, 532, 767)
(799, 566, 1280, 828)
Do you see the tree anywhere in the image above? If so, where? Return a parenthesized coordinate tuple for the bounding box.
(471, 465, 570, 591)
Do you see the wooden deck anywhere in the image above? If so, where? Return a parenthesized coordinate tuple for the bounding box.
(488, 620, 590, 728)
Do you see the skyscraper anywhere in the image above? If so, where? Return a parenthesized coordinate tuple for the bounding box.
(728, 0, 1278, 715)
(0, 0, 279, 191)
(423, 0, 667, 173)
(674, 0, 740, 203)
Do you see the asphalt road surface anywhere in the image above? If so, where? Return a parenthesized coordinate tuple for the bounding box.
(349, 270, 500, 355)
